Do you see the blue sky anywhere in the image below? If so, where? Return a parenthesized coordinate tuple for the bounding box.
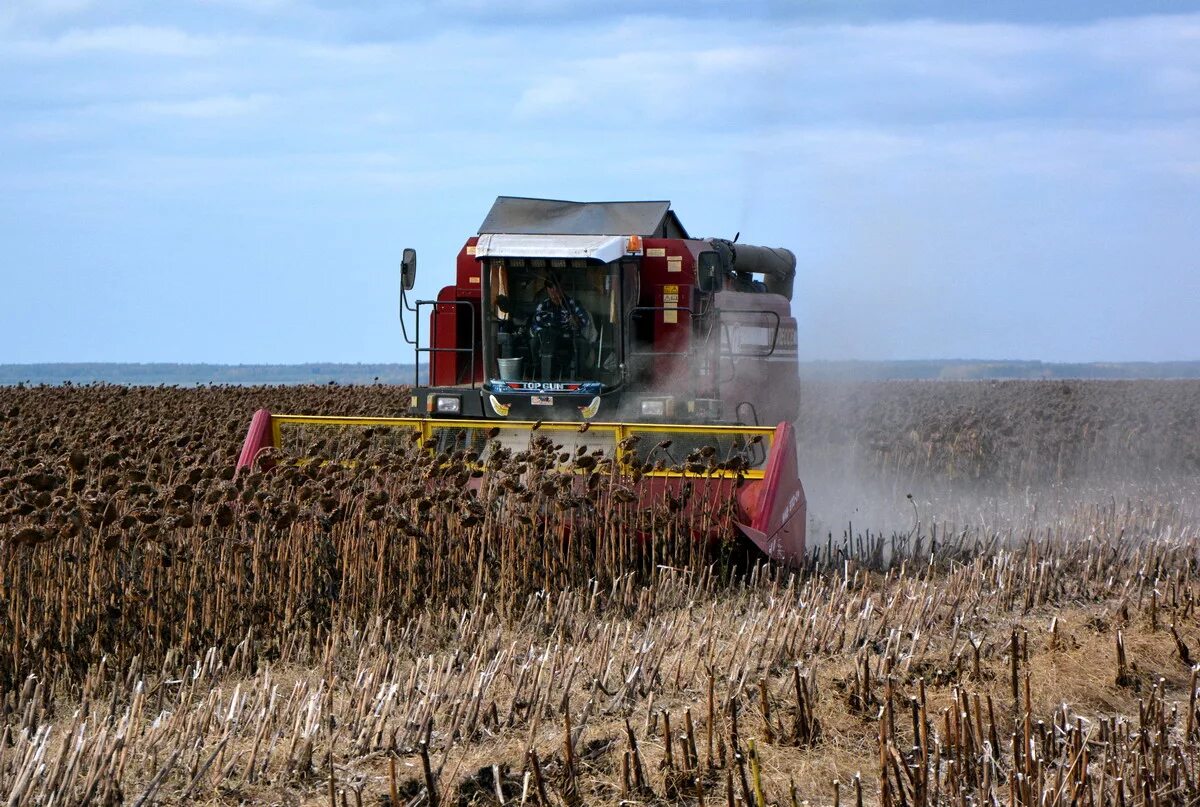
(1, 1, 1198, 364)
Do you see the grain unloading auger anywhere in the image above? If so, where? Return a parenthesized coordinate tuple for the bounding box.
(238, 197, 806, 565)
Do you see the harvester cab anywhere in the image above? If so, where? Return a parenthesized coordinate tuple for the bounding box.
(404, 197, 800, 428)
(238, 196, 808, 565)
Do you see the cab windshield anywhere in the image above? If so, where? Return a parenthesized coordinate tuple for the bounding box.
(487, 258, 622, 385)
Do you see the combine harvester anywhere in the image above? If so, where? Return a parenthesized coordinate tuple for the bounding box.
(239, 197, 806, 565)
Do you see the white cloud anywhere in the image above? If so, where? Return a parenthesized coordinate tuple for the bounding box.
(513, 76, 581, 117)
(198, 0, 293, 11)
(137, 93, 271, 118)
(26, 0, 96, 15)
(504, 13, 1200, 128)
(9, 24, 221, 57)
(0, 0, 95, 30)
(300, 40, 402, 64)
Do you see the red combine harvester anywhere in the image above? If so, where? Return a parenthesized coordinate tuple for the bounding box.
(239, 197, 807, 564)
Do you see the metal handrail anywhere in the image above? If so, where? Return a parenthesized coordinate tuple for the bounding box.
(735, 401, 760, 427)
(415, 299, 477, 388)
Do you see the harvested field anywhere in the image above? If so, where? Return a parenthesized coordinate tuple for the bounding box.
(1, 381, 1198, 806)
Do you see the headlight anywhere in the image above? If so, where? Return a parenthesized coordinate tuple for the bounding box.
(640, 399, 667, 417)
(689, 398, 721, 419)
(433, 395, 462, 414)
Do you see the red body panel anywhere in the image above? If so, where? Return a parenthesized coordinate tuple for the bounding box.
(431, 237, 483, 386)
(638, 240, 698, 384)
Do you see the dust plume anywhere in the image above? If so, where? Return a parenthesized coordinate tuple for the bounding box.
(796, 378, 1200, 543)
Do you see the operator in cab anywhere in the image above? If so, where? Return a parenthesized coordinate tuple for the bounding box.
(531, 274, 591, 379)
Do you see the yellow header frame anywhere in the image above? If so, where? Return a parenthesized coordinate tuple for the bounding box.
(270, 415, 775, 479)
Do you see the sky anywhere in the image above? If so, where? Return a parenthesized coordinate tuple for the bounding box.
(1, 0, 1198, 364)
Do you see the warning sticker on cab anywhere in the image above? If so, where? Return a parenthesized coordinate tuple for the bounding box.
(663, 284, 680, 324)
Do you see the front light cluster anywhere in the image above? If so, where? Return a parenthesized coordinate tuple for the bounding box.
(639, 397, 672, 418)
(433, 395, 462, 414)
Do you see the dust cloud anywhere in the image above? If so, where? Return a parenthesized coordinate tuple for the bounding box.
(795, 379, 1200, 546)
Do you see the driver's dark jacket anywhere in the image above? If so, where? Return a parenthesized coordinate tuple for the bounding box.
(531, 296, 589, 335)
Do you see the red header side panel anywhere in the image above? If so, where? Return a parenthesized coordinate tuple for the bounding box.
(735, 421, 806, 564)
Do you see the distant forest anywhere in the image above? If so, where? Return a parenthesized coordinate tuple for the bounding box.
(798, 360, 1200, 381)
(3, 360, 1200, 386)
(0, 363, 421, 386)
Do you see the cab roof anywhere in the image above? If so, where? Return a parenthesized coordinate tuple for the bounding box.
(479, 196, 689, 239)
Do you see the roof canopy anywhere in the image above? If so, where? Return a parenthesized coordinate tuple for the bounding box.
(479, 196, 689, 238)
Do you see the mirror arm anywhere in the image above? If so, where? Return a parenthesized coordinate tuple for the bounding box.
(398, 286, 416, 345)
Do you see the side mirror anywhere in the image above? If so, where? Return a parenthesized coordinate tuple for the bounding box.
(697, 251, 720, 293)
(400, 248, 417, 291)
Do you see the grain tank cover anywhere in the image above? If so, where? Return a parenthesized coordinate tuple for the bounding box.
(479, 196, 689, 238)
